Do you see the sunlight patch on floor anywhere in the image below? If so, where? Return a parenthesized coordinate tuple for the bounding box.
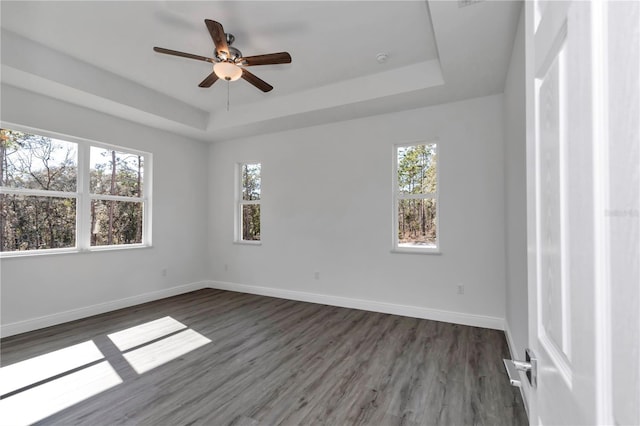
(108, 316, 187, 351)
(122, 328, 211, 374)
(0, 340, 104, 396)
(0, 361, 122, 426)
(0, 316, 210, 423)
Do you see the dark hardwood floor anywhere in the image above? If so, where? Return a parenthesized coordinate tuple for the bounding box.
(0, 289, 527, 425)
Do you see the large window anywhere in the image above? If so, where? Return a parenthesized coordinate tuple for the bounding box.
(393, 142, 438, 252)
(0, 126, 150, 254)
(236, 163, 261, 243)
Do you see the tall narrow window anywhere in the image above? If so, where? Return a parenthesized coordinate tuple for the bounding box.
(393, 142, 438, 252)
(237, 163, 261, 242)
(90, 147, 145, 246)
(0, 126, 151, 255)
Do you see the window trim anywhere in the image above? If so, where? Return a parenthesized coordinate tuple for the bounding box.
(0, 122, 152, 257)
(392, 140, 440, 254)
(234, 162, 261, 245)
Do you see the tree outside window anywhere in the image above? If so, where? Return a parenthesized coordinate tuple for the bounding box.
(394, 143, 438, 251)
(0, 127, 150, 254)
(89, 147, 144, 246)
(238, 163, 261, 242)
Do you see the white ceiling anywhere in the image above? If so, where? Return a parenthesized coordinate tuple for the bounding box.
(0, 1, 522, 143)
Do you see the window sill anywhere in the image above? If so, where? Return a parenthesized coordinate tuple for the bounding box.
(0, 244, 152, 259)
(390, 248, 441, 255)
(88, 244, 152, 253)
(233, 240, 262, 246)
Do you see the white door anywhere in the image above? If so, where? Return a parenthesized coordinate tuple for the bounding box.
(525, 0, 639, 424)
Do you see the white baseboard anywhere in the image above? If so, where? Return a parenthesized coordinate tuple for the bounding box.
(2, 279, 505, 337)
(0, 281, 209, 338)
(208, 280, 505, 330)
(504, 321, 530, 419)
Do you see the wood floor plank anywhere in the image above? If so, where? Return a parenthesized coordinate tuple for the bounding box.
(172, 307, 363, 425)
(0, 289, 528, 425)
(240, 310, 377, 424)
(465, 327, 528, 426)
(297, 313, 408, 425)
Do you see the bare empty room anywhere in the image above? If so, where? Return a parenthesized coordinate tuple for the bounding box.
(1, 1, 638, 425)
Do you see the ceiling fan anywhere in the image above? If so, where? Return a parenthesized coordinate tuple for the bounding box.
(154, 19, 291, 93)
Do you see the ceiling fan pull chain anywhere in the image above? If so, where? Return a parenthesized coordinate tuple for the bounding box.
(227, 80, 230, 111)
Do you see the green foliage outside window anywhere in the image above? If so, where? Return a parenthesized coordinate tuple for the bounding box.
(241, 163, 260, 241)
(0, 128, 145, 252)
(89, 147, 143, 246)
(396, 144, 438, 247)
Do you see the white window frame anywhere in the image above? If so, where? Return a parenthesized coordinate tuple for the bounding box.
(392, 141, 440, 254)
(0, 123, 152, 257)
(234, 162, 261, 245)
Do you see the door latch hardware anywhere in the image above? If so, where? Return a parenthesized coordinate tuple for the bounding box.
(503, 348, 537, 388)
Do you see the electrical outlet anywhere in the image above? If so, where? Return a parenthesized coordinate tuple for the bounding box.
(162, 268, 168, 277)
(224, 263, 229, 272)
(457, 284, 465, 295)
(314, 271, 320, 280)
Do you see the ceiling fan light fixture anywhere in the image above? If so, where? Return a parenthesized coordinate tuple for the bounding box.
(214, 61, 242, 81)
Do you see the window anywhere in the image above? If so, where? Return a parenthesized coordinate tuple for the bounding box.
(89, 147, 145, 246)
(393, 142, 438, 252)
(236, 163, 261, 243)
(0, 126, 151, 255)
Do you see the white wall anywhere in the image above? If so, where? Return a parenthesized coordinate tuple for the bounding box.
(0, 85, 210, 335)
(208, 94, 507, 327)
(0, 83, 521, 336)
(503, 9, 528, 361)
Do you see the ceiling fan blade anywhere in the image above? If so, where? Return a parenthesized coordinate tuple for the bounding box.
(153, 47, 214, 63)
(198, 71, 219, 88)
(241, 69, 273, 92)
(241, 52, 292, 66)
(205, 19, 229, 56)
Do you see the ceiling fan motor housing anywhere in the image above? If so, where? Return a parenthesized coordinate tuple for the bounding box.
(228, 46, 242, 62)
(216, 33, 242, 62)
